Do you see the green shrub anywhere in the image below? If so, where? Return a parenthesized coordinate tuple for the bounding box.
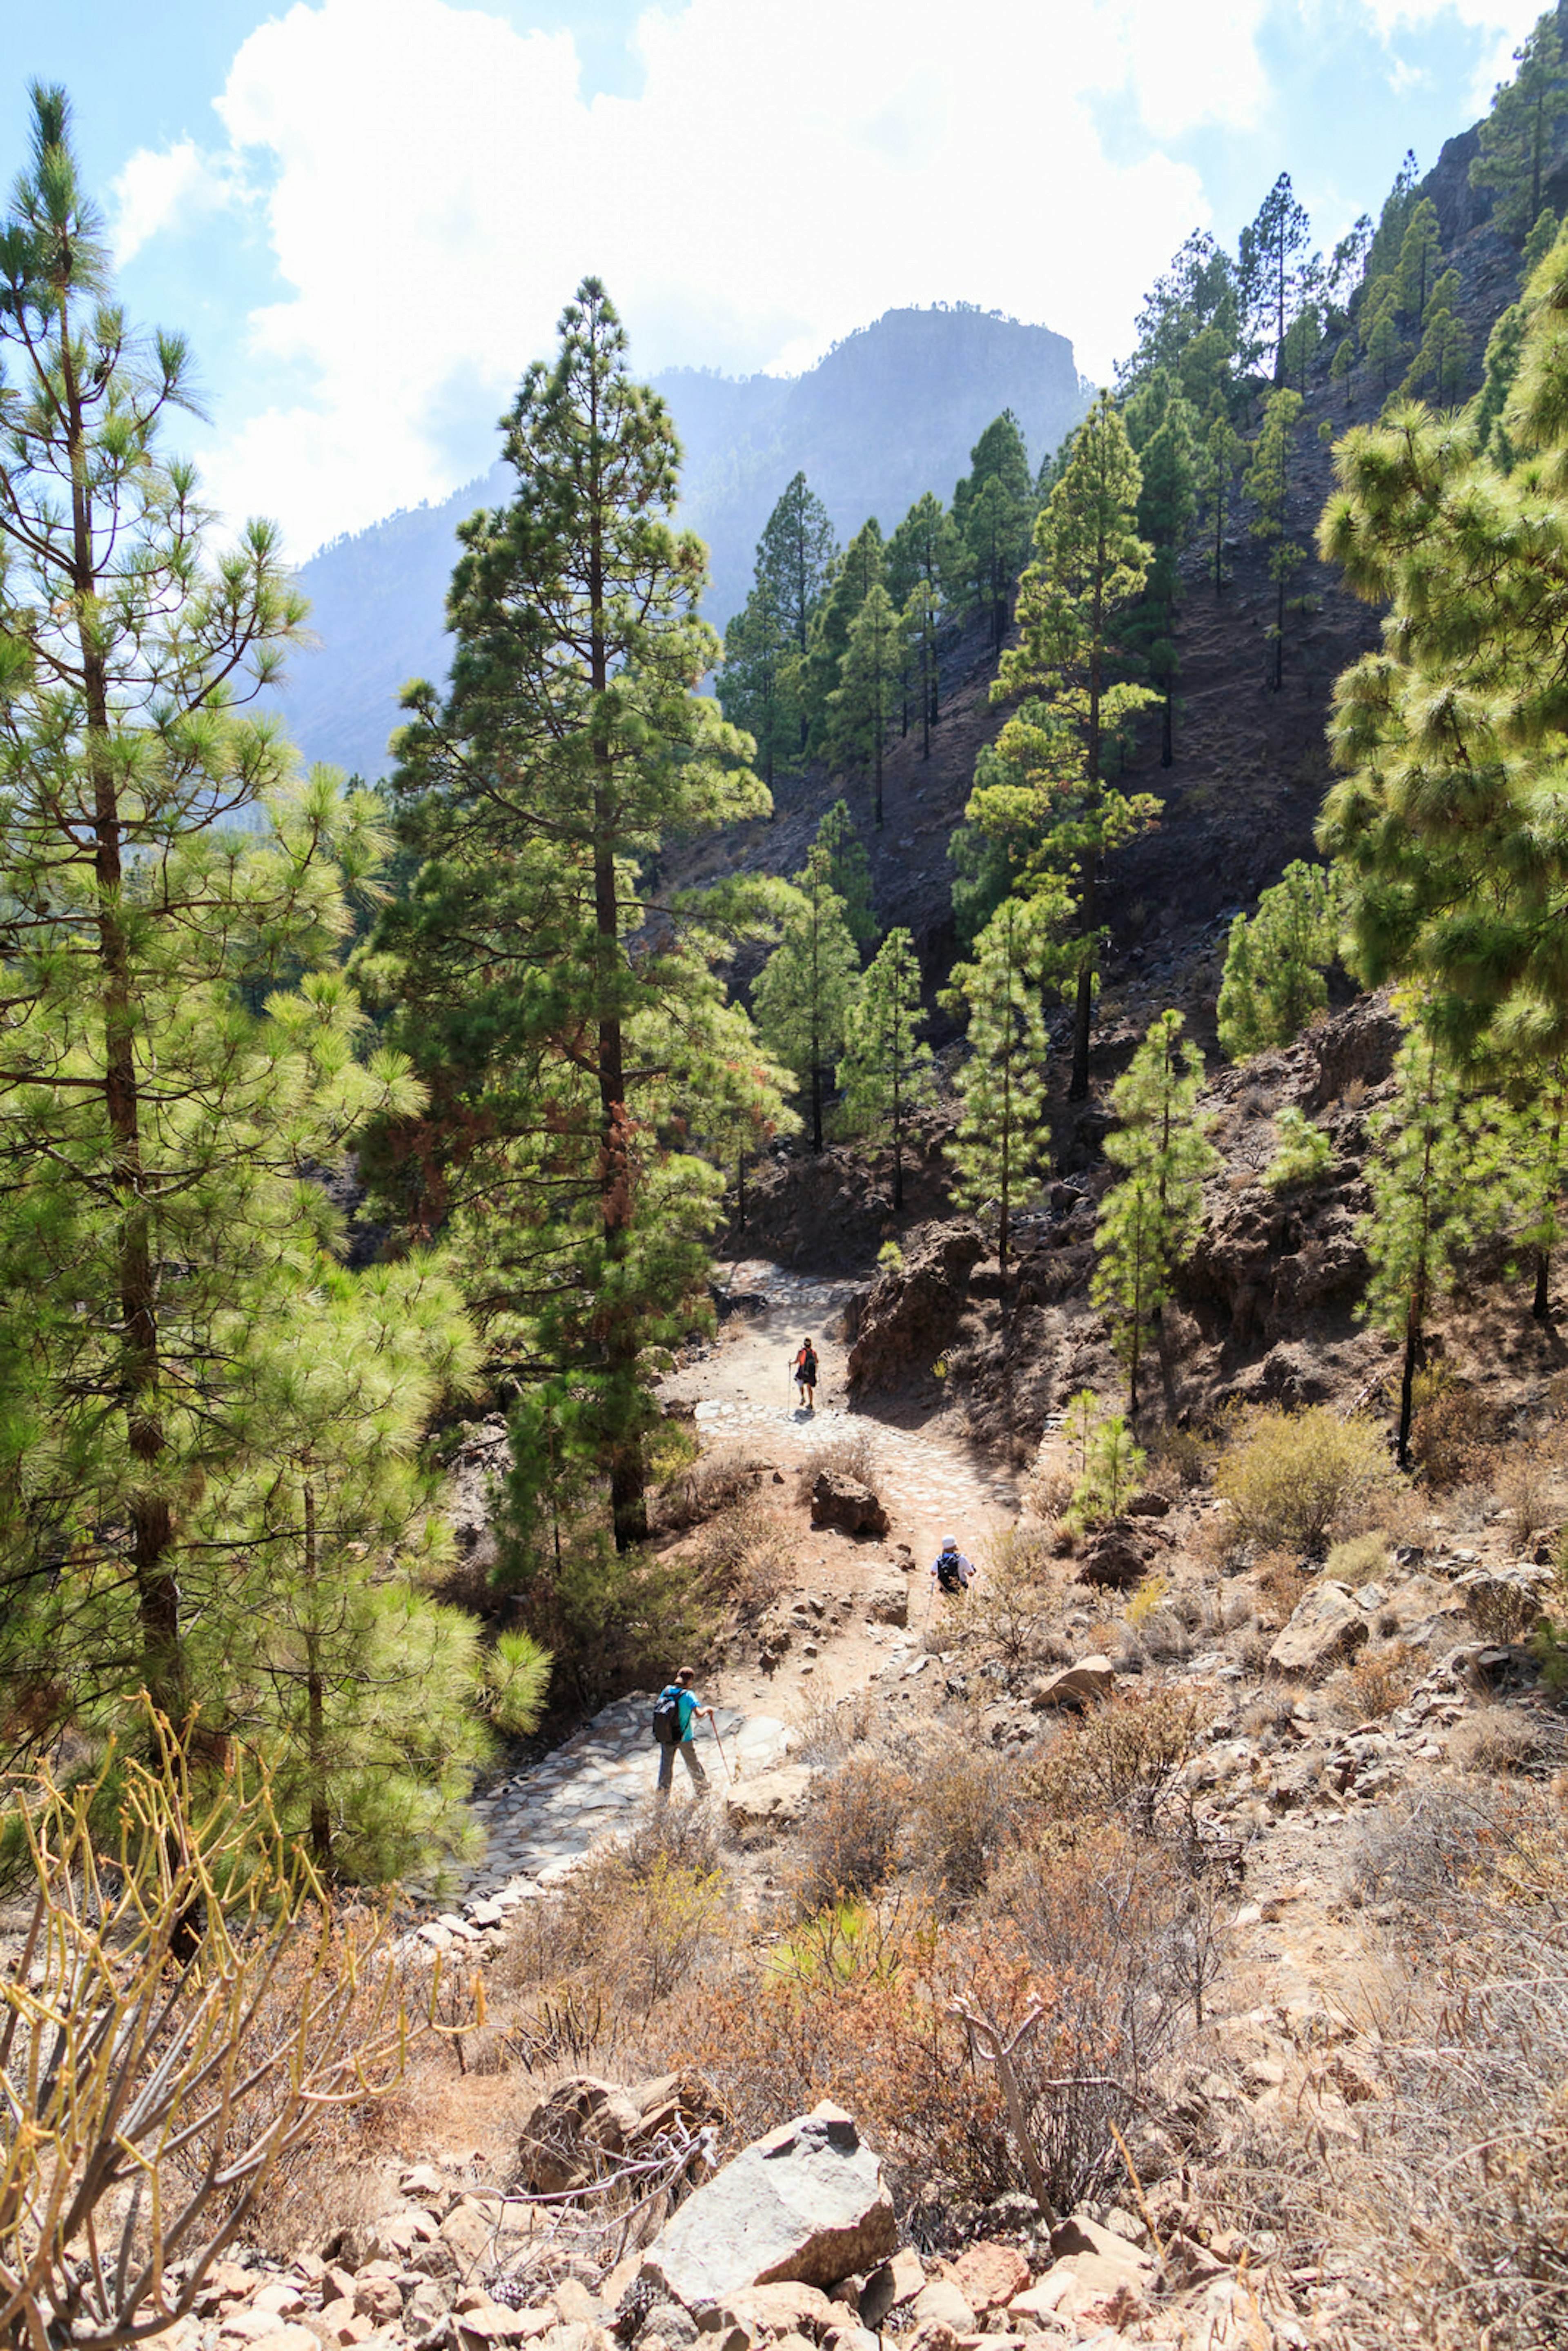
(1263, 1106, 1334, 1189)
(1214, 1406, 1394, 1557)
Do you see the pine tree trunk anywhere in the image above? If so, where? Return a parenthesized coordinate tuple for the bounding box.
(1533, 1246, 1550, 1322)
(1273, 574, 1285, 691)
(873, 734, 883, 830)
(737, 1149, 747, 1229)
(811, 1062, 823, 1152)
(1161, 685, 1174, 768)
(69, 326, 184, 1726)
(303, 1481, 331, 1875)
(1396, 1289, 1423, 1471)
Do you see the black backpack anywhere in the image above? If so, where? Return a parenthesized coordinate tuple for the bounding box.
(651, 1686, 684, 1746)
(936, 1550, 966, 1594)
(798, 1348, 817, 1383)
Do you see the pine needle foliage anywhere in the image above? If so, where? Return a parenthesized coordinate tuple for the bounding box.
(942, 893, 1065, 1273)
(368, 279, 783, 1553)
(753, 844, 861, 1153)
(0, 88, 501, 1861)
(1092, 1012, 1218, 1414)
(1217, 861, 1345, 1060)
(837, 928, 935, 1212)
(984, 394, 1160, 1099)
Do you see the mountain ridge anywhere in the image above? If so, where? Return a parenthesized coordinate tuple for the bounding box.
(272, 305, 1090, 780)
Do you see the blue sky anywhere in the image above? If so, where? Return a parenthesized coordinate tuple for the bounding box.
(0, 1, 1547, 557)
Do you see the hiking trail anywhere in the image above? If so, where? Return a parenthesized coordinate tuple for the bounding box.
(408, 1257, 1021, 1928)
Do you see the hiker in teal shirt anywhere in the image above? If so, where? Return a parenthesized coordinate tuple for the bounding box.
(655, 1665, 713, 1798)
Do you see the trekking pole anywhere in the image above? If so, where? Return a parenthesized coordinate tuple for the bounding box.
(710, 1719, 734, 1785)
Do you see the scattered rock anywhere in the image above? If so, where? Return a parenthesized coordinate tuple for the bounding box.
(908, 2280, 973, 2334)
(1076, 1529, 1149, 1591)
(864, 1576, 910, 1626)
(641, 2103, 895, 2310)
(809, 1474, 889, 1538)
(1267, 1581, 1370, 1677)
(1029, 1656, 1116, 1710)
(949, 2242, 1028, 2314)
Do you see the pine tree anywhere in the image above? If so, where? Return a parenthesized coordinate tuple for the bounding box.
(941, 893, 1065, 1273)
(1362, 150, 1421, 292)
(1278, 305, 1323, 395)
(1317, 232, 1568, 1062)
(1092, 1011, 1217, 1414)
(953, 412, 1035, 648)
(804, 517, 884, 750)
(1506, 1053, 1568, 1319)
(814, 799, 878, 955)
(719, 576, 797, 790)
(886, 492, 961, 750)
(1403, 298, 1472, 404)
(1244, 387, 1305, 690)
(1217, 862, 1343, 1059)
(0, 88, 493, 1830)
(1395, 198, 1443, 324)
(228, 1250, 547, 1882)
(374, 280, 776, 1553)
(1197, 414, 1243, 593)
(1473, 300, 1526, 464)
(1365, 304, 1405, 390)
(837, 928, 935, 1211)
(753, 844, 861, 1152)
(982, 395, 1161, 1099)
(1331, 334, 1356, 407)
(755, 472, 838, 752)
(1362, 1027, 1506, 1466)
(1238, 173, 1315, 380)
(1471, 11, 1568, 238)
(1130, 389, 1198, 766)
(1523, 204, 1561, 276)
(828, 581, 900, 826)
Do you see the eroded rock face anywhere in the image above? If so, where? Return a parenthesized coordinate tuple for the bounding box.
(809, 1473, 889, 1538)
(1267, 1581, 1370, 1678)
(846, 1223, 986, 1397)
(641, 2104, 896, 2311)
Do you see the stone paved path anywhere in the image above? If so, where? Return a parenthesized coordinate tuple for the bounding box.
(406, 1259, 1018, 1922)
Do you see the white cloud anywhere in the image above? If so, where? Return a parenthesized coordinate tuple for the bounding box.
(111, 137, 238, 263)
(1361, 0, 1545, 107)
(138, 0, 1287, 552)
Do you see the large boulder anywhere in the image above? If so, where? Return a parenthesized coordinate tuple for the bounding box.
(724, 1768, 814, 1832)
(846, 1223, 986, 1397)
(1267, 1581, 1370, 1679)
(810, 1474, 888, 1538)
(1075, 1528, 1149, 1590)
(641, 2104, 895, 2311)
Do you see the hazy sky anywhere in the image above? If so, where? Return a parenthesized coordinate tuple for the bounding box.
(0, 1, 1547, 557)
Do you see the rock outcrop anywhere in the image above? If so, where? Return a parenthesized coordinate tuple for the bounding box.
(846, 1224, 986, 1397)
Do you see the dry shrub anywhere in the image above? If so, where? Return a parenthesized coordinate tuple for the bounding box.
(687, 1492, 800, 1614)
(658, 1445, 766, 1532)
(1024, 1458, 1074, 1521)
(1496, 1438, 1559, 1548)
(969, 1525, 1060, 1668)
(1027, 1687, 1214, 1836)
(1214, 1405, 1394, 1557)
(792, 1754, 913, 1910)
(1136, 1607, 1194, 1663)
(486, 1812, 730, 2050)
(908, 1734, 1018, 1902)
(794, 1426, 878, 1503)
(1465, 1576, 1546, 1644)
(1323, 1531, 1390, 1587)
(1142, 1424, 1209, 1498)
(985, 1825, 1234, 2173)
(666, 1917, 1052, 2226)
(789, 1687, 879, 1765)
(1410, 1380, 1499, 1491)
(1450, 1705, 1544, 1776)
(1337, 1638, 1420, 1721)
(1254, 1549, 1311, 1628)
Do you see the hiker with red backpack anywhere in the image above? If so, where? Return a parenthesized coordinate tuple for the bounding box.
(652, 1666, 715, 1798)
(792, 1338, 818, 1411)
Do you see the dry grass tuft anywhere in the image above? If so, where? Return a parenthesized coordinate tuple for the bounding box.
(794, 1426, 879, 1502)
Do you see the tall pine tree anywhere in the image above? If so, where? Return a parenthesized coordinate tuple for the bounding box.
(373, 281, 777, 1552)
(837, 928, 935, 1211)
(1092, 1011, 1217, 1414)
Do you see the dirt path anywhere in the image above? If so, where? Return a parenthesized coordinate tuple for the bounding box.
(408, 1257, 1022, 1917)
(659, 1258, 1021, 1717)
